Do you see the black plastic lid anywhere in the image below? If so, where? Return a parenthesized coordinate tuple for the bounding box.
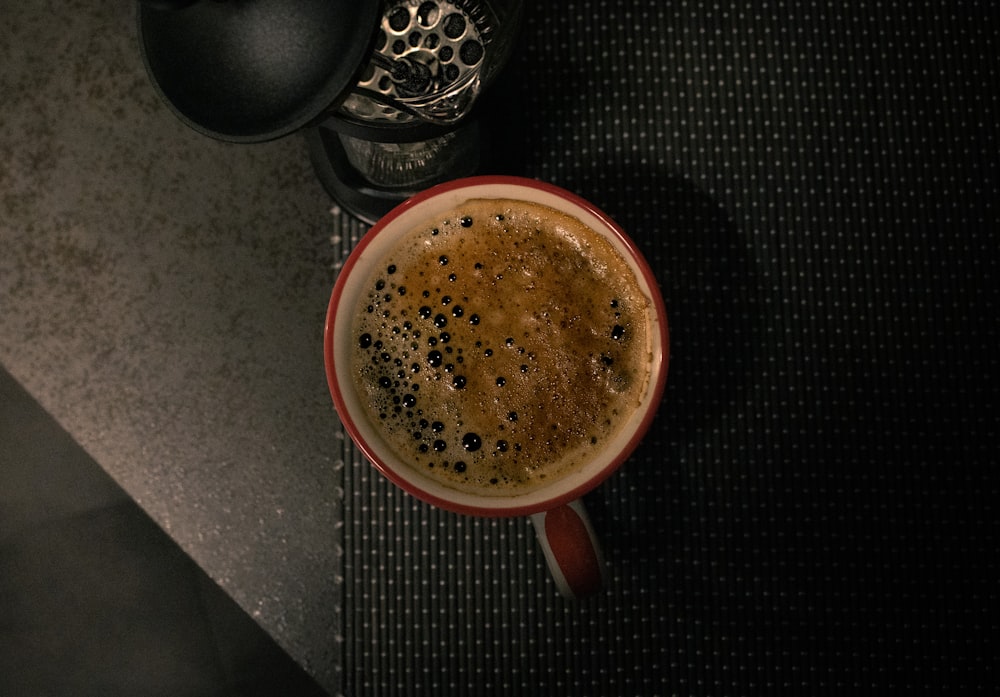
(138, 0, 382, 143)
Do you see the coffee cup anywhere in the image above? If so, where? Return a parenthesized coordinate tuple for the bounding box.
(324, 176, 669, 598)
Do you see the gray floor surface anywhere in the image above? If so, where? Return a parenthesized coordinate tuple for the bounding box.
(0, 366, 328, 697)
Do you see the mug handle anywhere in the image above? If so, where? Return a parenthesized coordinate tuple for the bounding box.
(530, 499, 607, 599)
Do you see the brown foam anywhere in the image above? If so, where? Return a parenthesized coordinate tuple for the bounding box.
(350, 198, 652, 496)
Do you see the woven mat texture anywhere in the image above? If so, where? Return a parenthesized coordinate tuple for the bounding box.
(333, 2, 998, 694)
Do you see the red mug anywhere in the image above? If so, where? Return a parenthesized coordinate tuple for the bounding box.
(324, 176, 669, 598)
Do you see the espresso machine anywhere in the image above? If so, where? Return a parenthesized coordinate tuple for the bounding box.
(138, 0, 523, 223)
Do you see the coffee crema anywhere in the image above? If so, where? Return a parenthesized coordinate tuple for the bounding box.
(350, 198, 652, 496)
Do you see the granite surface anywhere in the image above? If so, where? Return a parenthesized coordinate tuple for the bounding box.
(1, 2, 360, 692)
(3, 1, 999, 695)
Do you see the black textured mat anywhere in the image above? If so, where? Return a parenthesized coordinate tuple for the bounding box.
(336, 2, 998, 694)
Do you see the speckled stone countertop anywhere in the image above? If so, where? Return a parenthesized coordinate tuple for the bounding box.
(1, 3, 359, 691)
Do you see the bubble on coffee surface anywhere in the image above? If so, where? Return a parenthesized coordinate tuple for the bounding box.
(350, 199, 652, 497)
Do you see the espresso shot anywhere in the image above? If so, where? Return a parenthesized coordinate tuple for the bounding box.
(350, 198, 654, 496)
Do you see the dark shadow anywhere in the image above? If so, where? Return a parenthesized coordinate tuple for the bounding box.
(480, 32, 763, 579)
(576, 169, 762, 571)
